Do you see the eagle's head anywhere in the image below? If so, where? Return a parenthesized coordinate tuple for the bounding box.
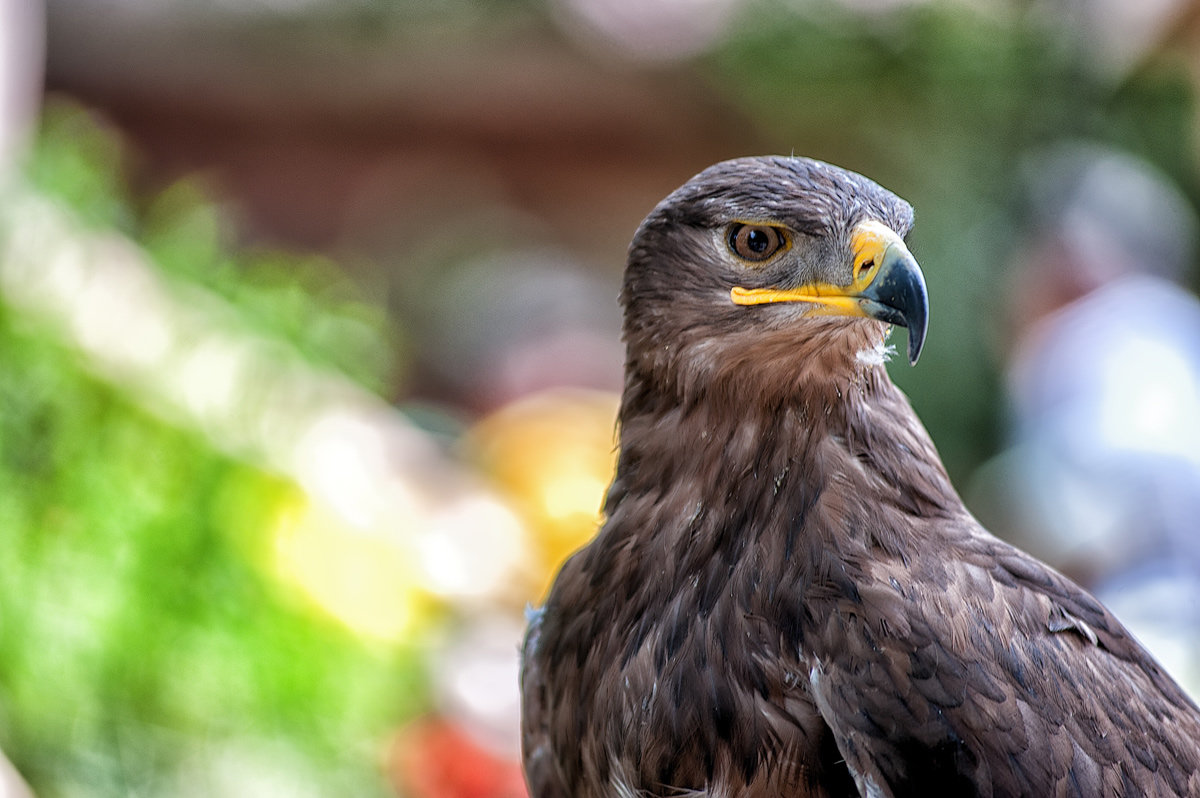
(621, 156, 927, 403)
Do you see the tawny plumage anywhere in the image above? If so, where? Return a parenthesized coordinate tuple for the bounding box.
(520, 156, 1200, 797)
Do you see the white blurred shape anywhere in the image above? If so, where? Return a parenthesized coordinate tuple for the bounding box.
(555, 0, 745, 61)
(168, 334, 252, 423)
(435, 615, 525, 757)
(1098, 333, 1200, 460)
(292, 409, 401, 530)
(0, 0, 43, 178)
(0, 748, 33, 798)
(419, 493, 527, 601)
(71, 239, 176, 371)
(1013, 277, 1200, 470)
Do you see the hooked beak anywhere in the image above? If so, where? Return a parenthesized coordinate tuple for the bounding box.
(729, 220, 929, 365)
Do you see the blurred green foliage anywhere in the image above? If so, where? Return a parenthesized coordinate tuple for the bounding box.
(27, 103, 398, 394)
(0, 103, 423, 797)
(710, 0, 1198, 477)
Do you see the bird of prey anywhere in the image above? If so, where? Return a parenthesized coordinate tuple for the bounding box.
(520, 155, 1200, 796)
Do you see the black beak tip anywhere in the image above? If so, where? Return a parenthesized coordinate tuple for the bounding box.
(906, 327, 925, 365)
(859, 245, 929, 367)
(905, 305, 927, 366)
(903, 264, 929, 366)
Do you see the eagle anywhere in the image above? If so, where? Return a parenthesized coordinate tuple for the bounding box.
(519, 156, 1200, 797)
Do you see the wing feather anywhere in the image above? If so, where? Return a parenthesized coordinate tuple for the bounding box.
(520, 607, 571, 798)
(807, 524, 1200, 797)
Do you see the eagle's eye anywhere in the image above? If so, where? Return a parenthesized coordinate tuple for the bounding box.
(728, 224, 787, 262)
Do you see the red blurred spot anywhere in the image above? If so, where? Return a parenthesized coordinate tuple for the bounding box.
(390, 717, 528, 798)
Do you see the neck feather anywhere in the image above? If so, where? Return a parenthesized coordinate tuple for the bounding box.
(598, 359, 961, 583)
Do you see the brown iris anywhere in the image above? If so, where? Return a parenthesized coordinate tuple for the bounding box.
(728, 223, 787, 262)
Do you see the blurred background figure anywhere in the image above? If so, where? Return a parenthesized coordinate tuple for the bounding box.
(974, 144, 1200, 695)
(4, 0, 1200, 795)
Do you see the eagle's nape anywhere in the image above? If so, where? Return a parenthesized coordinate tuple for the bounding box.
(519, 155, 1200, 797)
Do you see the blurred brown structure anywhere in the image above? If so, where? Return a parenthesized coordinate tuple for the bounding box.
(45, 4, 759, 263)
(41, 0, 1200, 462)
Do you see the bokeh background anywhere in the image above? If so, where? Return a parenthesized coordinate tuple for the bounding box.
(3, 0, 1200, 795)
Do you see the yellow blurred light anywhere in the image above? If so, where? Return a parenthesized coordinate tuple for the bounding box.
(540, 473, 610, 524)
(465, 389, 619, 601)
(273, 495, 435, 642)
